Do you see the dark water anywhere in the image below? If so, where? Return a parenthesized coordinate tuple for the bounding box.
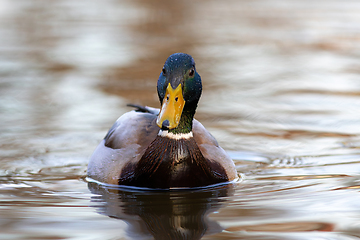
(1, 0, 360, 239)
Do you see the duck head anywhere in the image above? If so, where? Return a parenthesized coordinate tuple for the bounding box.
(156, 53, 202, 134)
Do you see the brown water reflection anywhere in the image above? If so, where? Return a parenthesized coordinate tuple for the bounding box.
(102, 0, 200, 107)
(88, 182, 234, 240)
(1, 0, 360, 239)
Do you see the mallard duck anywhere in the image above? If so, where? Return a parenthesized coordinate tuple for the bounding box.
(87, 53, 237, 189)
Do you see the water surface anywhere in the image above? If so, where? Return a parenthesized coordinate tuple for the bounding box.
(1, 0, 360, 239)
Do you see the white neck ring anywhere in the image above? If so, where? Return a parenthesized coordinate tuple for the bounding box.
(158, 130, 193, 140)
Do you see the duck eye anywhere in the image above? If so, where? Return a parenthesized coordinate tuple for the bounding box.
(175, 97, 178, 102)
(189, 68, 195, 77)
(166, 95, 169, 101)
(162, 68, 166, 75)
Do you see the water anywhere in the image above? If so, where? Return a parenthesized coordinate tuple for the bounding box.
(1, 0, 360, 239)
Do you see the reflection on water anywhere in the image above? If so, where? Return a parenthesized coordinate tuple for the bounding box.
(88, 183, 234, 240)
(1, 0, 360, 239)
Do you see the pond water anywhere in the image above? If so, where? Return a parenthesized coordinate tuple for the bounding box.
(1, 0, 360, 239)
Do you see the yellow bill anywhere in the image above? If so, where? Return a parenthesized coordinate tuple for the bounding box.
(156, 83, 185, 129)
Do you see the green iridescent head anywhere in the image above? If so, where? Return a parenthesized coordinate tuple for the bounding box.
(156, 53, 202, 131)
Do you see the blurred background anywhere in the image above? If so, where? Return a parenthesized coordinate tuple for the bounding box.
(1, 0, 360, 239)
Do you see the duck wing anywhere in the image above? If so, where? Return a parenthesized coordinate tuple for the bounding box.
(88, 108, 160, 184)
(192, 120, 237, 181)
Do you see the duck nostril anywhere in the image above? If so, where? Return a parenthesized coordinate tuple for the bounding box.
(162, 120, 170, 130)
